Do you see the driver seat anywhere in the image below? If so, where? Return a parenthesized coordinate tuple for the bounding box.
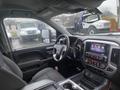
(0, 52, 65, 90)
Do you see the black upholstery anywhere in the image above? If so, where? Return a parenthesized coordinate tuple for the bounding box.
(0, 52, 65, 90)
(31, 68, 65, 83)
(2, 55, 23, 78)
(0, 52, 26, 90)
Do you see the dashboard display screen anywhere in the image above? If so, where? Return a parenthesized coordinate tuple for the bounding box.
(90, 43, 105, 53)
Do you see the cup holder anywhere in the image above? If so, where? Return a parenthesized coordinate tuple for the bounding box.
(63, 82, 80, 90)
(59, 79, 83, 90)
(63, 82, 73, 89)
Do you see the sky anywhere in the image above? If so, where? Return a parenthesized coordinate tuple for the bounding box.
(98, 0, 118, 16)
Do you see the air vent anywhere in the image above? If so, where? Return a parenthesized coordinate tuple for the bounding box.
(111, 48, 120, 65)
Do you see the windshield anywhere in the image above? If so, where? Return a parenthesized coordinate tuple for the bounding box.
(51, 0, 119, 35)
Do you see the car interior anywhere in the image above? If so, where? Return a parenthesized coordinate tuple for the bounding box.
(0, 0, 120, 90)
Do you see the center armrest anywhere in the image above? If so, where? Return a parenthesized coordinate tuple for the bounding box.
(22, 79, 55, 90)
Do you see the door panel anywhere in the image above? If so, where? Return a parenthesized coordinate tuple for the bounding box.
(13, 44, 54, 81)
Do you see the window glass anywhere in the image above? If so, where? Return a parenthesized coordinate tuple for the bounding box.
(4, 18, 56, 51)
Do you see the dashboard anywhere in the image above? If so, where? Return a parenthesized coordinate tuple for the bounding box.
(67, 35, 120, 85)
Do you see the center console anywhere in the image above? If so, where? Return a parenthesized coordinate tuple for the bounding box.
(22, 78, 85, 90)
(83, 40, 119, 77)
(57, 39, 120, 90)
(62, 39, 120, 90)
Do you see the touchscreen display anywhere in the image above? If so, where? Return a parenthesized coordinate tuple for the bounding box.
(90, 43, 105, 53)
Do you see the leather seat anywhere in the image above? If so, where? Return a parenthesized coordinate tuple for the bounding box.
(0, 52, 65, 90)
(31, 68, 65, 83)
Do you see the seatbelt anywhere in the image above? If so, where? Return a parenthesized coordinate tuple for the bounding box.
(0, 51, 5, 67)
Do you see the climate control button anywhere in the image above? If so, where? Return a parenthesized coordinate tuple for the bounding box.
(99, 63, 106, 69)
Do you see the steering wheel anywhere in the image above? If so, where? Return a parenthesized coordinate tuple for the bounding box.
(53, 34, 70, 61)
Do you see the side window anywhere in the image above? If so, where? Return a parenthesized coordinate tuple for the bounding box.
(3, 18, 57, 51)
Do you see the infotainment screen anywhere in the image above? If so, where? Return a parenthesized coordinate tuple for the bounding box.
(90, 43, 105, 53)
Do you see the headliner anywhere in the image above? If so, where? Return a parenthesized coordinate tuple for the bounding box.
(0, 0, 105, 18)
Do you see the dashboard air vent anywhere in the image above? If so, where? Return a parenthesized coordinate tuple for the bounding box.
(111, 48, 120, 65)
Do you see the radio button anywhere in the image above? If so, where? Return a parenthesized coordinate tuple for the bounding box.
(96, 63, 100, 68)
(103, 57, 107, 62)
(100, 63, 106, 69)
(107, 67, 113, 72)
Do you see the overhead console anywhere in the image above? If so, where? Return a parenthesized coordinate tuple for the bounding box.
(83, 40, 120, 77)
